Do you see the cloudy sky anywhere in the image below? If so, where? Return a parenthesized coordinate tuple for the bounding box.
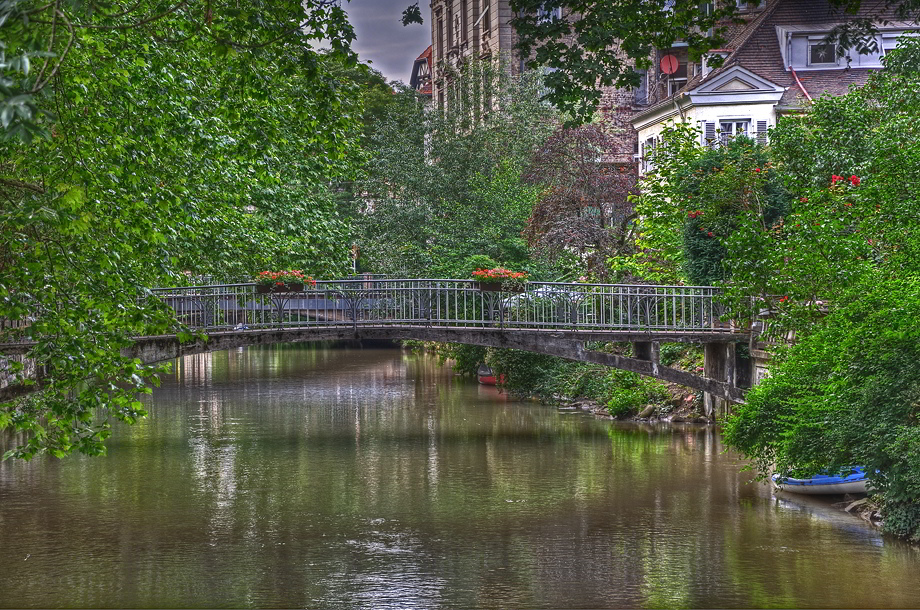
(343, 0, 431, 84)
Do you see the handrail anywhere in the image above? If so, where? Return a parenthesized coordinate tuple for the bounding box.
(147, 279, 727, 334)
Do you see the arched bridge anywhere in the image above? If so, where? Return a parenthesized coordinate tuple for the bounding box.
(129, 278, 751, 406)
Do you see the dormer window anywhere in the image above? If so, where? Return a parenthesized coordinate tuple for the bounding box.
(735, 0, 765, 11)
(780, 26, 917, 71)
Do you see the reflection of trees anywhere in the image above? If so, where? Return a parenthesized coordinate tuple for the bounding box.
(2, 346, 913, 608)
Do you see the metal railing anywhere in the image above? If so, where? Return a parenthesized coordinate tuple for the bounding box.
(149, 280, 726, 333)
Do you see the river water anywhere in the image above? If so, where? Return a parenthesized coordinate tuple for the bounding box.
(1, 344, 919, 609)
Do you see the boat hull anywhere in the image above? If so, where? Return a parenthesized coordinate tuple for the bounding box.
(772, 468, 869, 495)
(476, 364, 500, 385)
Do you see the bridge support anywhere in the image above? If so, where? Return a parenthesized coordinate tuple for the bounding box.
(632, 341, 659, 365)
(1, 327, 750, 405)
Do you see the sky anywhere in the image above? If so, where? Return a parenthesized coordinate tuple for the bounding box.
(342, 0, 431, 85)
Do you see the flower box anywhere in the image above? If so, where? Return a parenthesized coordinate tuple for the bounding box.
(471, 267, 529, 292)
(256, 283, 305, 294)
(254, 270, 315, 294)
(477, 282, 524, 293)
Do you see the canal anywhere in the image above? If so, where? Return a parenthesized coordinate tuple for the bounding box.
(1, 344, 918, 608)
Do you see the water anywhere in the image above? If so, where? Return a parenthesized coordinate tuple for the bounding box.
(2, 344, 919, 609)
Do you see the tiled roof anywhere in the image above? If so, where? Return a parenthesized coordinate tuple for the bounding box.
(634, 0, 904, 119)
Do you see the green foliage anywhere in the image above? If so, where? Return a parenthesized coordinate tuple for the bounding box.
(485, 348, 567, 400)
(561, 362, 669, 418)
(438, 344, 487, 378)
(658, 343, 686, 367)
(354, 59, 555, 277)
(0, 1, 362, 459)
(723, 274, 920, 540)
(629, 124, 785, 287)
(705, 39, 920, 543)
(604, 370, 670, 418)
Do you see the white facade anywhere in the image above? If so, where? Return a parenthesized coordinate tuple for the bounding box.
(632, 66, 784, 172)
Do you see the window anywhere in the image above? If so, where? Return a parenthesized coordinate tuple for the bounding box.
(446, 5, 453, 48)
(634, 69, 649, 105)
(667, 62, 688, 96)
(808, 41, 838, 66)
(460, 0, 468, 41)
(437, 17, 444, 58)
(719, 119, 750, 145)
(641, 136, 657, 173)
(537, 3, 562, 23)
(735, 0, 764, 10)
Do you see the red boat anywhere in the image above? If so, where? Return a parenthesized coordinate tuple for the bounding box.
(477, 364, 497, 385)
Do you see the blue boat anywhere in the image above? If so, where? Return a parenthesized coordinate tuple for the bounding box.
(772, 467, 869, 495)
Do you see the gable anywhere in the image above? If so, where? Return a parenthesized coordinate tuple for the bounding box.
(714, 78, 758, 91)
(688, 66, 785, 106)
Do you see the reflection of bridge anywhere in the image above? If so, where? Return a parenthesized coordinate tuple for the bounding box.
(134, 279, 750, 408)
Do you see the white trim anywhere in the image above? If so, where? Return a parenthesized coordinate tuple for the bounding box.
(686, 66, 785, 107)
(473, 5, 489, 27)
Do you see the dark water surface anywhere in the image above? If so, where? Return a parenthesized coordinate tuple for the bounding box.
(2, 345, 919, 609)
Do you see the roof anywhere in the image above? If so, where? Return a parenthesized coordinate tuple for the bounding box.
(415, 45, 432, 63)
(410, 45, 433, 96)
(632, 0, 911, 125)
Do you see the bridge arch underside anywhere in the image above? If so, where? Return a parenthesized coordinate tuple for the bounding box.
(131, 326, 747, 404)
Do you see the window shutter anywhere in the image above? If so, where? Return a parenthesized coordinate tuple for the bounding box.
(756, 120, 768, 144)
(703, 122, 716, 147)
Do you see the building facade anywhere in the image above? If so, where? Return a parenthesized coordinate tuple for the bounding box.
(631, 0, 916, 172)
(429, 0, 518, 107)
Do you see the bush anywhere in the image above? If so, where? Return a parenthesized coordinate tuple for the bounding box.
(723, 275, 920, 541)
(560, 363, 669, 418)
(439, 343, 487, 377)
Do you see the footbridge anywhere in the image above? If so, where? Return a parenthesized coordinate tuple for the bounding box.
(129, 278, 751, 407)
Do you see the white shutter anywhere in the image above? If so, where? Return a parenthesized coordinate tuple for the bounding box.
(703, 122, 716, 147)
(756, 120, 768, 145)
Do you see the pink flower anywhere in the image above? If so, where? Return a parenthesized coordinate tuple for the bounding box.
(800, 197, 808, 203)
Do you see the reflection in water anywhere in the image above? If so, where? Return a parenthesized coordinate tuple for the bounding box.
(1, 344, 919, 609)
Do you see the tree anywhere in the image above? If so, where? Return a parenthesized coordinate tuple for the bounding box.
(720, 39, 920, 542)
(354, 59, 556, 278)
(522, 119, 637, 281)
(0, 0, 363, 459)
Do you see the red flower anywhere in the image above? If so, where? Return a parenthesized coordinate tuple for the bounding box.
(845, 202, 853, 207)
(799, 197, 808, 203)
(707, 232, 714, 237)
(831, 175, 844, 185)
(779, 296, 788, 303)
(849, 175, 861, 186)
(754, 168, 761, 173)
